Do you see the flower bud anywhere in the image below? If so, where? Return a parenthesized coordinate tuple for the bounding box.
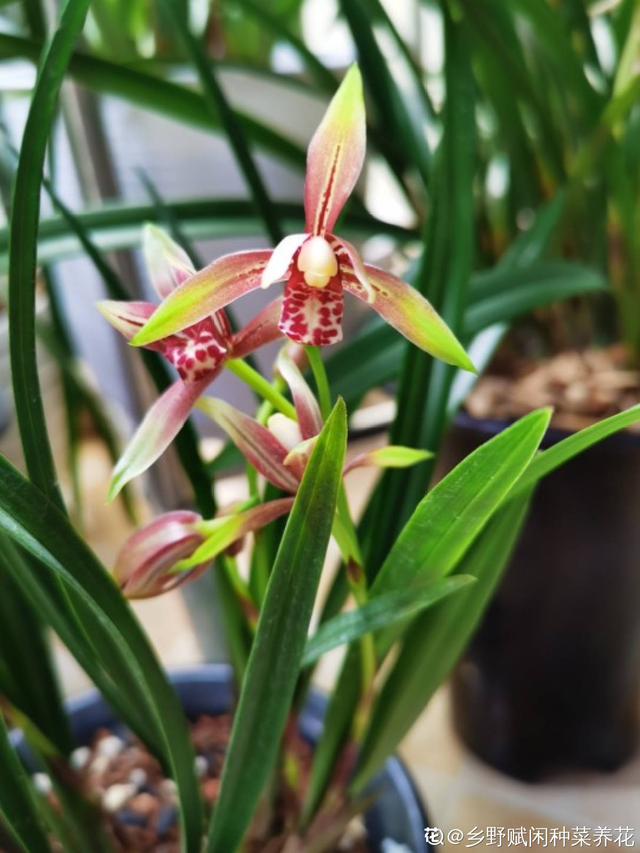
(113, 511, 207, 599)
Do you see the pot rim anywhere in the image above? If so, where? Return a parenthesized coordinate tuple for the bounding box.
(455, 408, 640, 451)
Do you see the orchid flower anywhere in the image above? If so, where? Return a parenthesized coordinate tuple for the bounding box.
(98, 225, 282, 500)
(114, 500, 293, 599)
(129, 66, 475, 373)
(196, 346, 432, 496)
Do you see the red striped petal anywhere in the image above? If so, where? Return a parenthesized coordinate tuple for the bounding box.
(261, 234, 307, 288)
(231, 298, 284, 359)
(197, 397, 300, 493)
(304, 65, 366, 236)
(276, 346, 323, 440)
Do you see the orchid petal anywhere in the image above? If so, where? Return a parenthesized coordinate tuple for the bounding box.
(343, 264, 476, 372)
(343, 446, 433, 475)
(98, 300, 159, 344)
(108, 377, 210, 501)
(266, 413, 304, 451)
(196, 397, 300, 493)
(280, 272, 344, 346)
(143, 224, 196, 298)
(275, 346, 323, 440)
(305, 64, 366, 236)
(261, 234, 307, 289)
(131, 249, 272, 346)
(176, 498, 294, 569)
(283, 437, 317, 480)
(231, 298, 284, 360)
(114, 510, 205, 599)
(332, 236, 375, 304)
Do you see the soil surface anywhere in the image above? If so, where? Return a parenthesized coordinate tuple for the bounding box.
(465, 345, 640, 432)
(33, 716, 369, 852)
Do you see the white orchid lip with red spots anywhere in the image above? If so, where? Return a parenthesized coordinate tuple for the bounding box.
(130, 65, 474, 370)
(98, 227, 283, 499)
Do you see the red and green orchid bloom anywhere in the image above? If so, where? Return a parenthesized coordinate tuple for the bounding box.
(129, 66, 474, 373)
(99, 225, 282, 500)
(114, 501, 293, 599)
(196, 346, 432, 496)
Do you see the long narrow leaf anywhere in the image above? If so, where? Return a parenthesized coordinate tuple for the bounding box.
(0, 199, 413, 272)
(515, 404, 640, 495)
(0, 33, 306, 169)
(301, 576, 474, 667)
(8, 0, 89, 508)
(207, 400, 347, 852)
(353, 489, 534, 789)
(0, 564, 72, 755)
(0, 714, 51, 853)
(0, 459, 203, 853)
(159, 0, 282, 245)
(304, 408, 550, 821)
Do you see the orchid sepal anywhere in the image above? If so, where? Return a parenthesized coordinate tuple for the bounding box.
(343, 446, 433, 476)
(131, 249, 272, 346)
(304, 64, 366, 237)
(343, 264, 476, 373)
(107, 377, 212, 501)
(143, 224, 196, 299)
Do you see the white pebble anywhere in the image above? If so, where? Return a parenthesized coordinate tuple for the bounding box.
(33, 773, 52, 795)
(128, 768, 147, 788)
(194, 756, 208, 778)
(102, 783, 137, 813)
(97, 735, 124, 759)
(380, 842, 411, 853)
(88, 755, 110, 777)
(70, 746, 91, 770)
(159, 778, 177, 800)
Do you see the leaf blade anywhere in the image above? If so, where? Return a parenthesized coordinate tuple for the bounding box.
(206, 400, 347, 852)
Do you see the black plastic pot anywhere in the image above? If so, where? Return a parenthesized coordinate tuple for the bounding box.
(14, 665, 429, 852)
(442, 413, 640, 781)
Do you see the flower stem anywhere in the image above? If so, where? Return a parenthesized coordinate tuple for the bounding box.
(305, 346, 332, 420)
(226, 359, 297, 420)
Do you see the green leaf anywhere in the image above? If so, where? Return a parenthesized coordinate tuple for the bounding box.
(0, 33, 307, 169)
(515, 403, 640, 496)
(370, 408, 551, 599)
(301, 576, 474, 667)
(0, 198, 413, 272)
(0, 561, 72, 755)
(464, 262, 606, 336)
(338, 0, 431, 183)
(8, 0, 89, 509)
(304, 408, 550, 822)
(361, 10, 476, 567)
(353, 488, 534, 789)
(224, 0, 337, 93)
(207, 400, 347, 853)
(0, 714, 51, 853)
(0, 458, 203, 853)
(158, 0, 282, 245)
